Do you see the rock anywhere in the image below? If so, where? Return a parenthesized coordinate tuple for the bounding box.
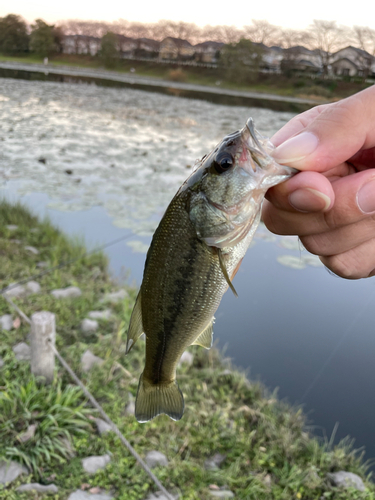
(95, 418, 112, 435)
(82, 454, 111, 474)
(88, 310, 112, 321)
(26, 280, 41, 294)
(68, 490, 113, 500)
(6, 224, 18, 231)
(0, 460, 28, 484)
(204, 453, 226, 471)
(124, 400, 135, 416)
(81, 319, 99, 334)
(16, 483, 58, 493)
(220, 369, 232, 377)
(0, 314, 13, 330)
(145, 493, 178, 500)
(145, 451, 169, 469)
(17, 424, 38, 443)
(51, 286, 82, 299)
(4, 283, 27, 299)
(327, 471, 365, 492)
(36, 261, 49, 268)
(0, 357, 4, 368)
(25, 245, 39, 255)
(178, 351, 194, 366)
(13, 342, 31, 361)
(81, 350, 104, 372)
(209, 491, 235, 498)
(38, 157, 47, 164)
(101, 289, 128, 303)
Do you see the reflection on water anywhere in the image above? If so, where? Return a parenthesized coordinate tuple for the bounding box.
(1, 77, 375, 467)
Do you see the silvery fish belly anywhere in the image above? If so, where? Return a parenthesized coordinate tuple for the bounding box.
(126, 118, 296, 423)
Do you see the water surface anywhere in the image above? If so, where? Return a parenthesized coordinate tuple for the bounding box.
(1, 78, 374, 467)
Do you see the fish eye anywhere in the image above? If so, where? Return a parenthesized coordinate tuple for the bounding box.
(213, 152, 234, 174)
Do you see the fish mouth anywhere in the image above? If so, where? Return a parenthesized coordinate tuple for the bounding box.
(242, 118, 269, 157)
(240, 117, 298, 178)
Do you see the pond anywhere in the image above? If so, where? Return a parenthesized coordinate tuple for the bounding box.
(1, 77, 375, 468)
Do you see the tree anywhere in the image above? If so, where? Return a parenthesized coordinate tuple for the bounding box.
(220, 38, 262, 83)
(211, 25, 244, 44)
(279, 28, 313, 75)
(0, 14, 29, 54)
(30, 19, 55, 57)
(244, 20, 280, 46)
(52, 25, 65, 54)
(351, 26, 375, 77)
(308, 20, 347, 74)
(100, 31, 118, 68)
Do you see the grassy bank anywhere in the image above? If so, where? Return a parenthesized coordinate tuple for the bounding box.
(0, 199, 374, 499)
(0, 53, 372, 102)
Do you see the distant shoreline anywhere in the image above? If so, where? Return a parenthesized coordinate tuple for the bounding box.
(0, 60, 322, 113)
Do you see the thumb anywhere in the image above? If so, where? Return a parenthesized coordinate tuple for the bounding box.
(271, 86, 375, 172)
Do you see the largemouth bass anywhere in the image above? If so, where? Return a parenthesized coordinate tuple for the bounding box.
(127, 118, 296, 423)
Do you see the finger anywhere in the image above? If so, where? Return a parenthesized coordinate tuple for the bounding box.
(263, 170, 375, 236)
(271, 105, 326, 147)
(271, 86, 375, 172)
(301, 215, 375, 256)
(265, 171, 334, 212)
(320, 237, 375, 279)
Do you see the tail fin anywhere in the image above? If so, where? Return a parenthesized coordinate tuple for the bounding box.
(135, 373, 184, 423)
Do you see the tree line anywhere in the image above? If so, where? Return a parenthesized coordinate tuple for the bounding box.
(1, 13, 375, 76)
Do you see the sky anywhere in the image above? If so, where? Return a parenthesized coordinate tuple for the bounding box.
(1, 0, 374, 31)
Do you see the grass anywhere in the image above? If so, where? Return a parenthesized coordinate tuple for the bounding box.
(0, 52, 372, 101)
(0, 198, 374, 499)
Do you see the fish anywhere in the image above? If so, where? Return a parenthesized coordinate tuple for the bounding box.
(126, 118, 296, 423)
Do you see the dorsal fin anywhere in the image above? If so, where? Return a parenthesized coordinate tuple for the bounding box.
(218, 249, 238, 297)
(126, 291, 144, 354)
(191, 317, 215, 349)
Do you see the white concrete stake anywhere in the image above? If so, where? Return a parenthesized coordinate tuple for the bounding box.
(30, 311, 56, 383)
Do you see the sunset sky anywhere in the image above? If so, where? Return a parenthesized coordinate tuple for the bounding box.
(1, 0, 374, 31)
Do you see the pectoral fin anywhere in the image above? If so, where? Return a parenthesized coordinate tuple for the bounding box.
(126, 291, 144, 354)
(218, 249, 238, 297)
(191, 317, 215, 349)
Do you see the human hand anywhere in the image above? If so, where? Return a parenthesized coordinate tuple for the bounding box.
(262, 85, 375, 279)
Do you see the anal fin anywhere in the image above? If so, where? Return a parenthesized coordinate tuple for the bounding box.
(191, 317, 214, 349)
(126, 291, 144, 354)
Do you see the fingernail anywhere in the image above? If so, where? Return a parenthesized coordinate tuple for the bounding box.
(357, 179, 375, 213)
(272, 132, 319, 164)
(289, 188, 332, 212)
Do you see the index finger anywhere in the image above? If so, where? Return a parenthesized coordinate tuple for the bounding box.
(271, 86, 375, 172)
(271, 104, 327, 147)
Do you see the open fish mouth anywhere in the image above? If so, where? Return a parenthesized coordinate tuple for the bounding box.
(242, 118, 270, 155)
(241, 118, 298, 180)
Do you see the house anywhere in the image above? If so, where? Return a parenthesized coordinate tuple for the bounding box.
(330, 46, 373, 77)
(116, 35, 137, 57)
(134, 38, 160, 58)
(61, 35, 100, 56)
(159, 37, 195, 60)
(261, 45, 283, 72)
(281, 46, 321, 73)
(194, 41, 223, 63)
